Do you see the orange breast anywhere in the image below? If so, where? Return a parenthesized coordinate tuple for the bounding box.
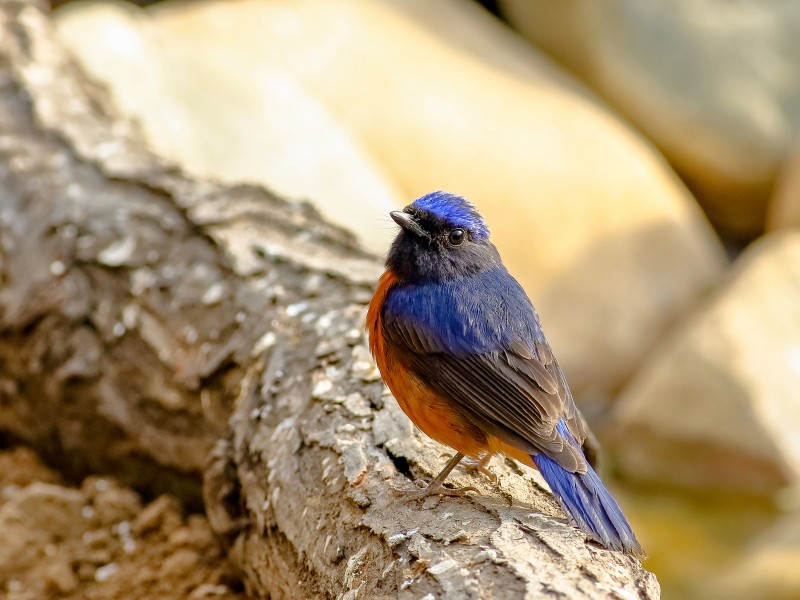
(366, 270, 489, 458)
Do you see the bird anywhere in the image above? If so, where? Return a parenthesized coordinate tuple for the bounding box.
(366, 191, 644, 557)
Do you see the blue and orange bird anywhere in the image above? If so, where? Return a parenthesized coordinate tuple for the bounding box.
(366, 191, 644, 557)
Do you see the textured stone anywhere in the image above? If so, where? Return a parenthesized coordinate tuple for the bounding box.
(0, 483, 86, 576)
(54, 0, 403, 253)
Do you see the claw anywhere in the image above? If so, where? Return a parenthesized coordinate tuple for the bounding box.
(461, 453, 497, 483)
(389, 452, 479, 501)
(391, 478, 478, 501)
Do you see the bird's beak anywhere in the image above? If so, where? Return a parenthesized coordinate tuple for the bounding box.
(390, 211, 430, 240)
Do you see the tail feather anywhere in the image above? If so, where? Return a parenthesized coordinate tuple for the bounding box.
(533, 428, 644, 557)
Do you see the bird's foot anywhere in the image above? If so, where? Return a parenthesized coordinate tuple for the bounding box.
(391, 478, 478, 501)
(390, 452, 478, 501)
(460, 453, 497, 483)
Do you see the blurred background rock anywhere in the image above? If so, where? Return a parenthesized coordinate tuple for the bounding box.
(44, 0, 800, 597)
(498, 0, 800, 246)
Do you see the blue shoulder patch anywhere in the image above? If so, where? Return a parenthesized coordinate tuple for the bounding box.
(411, 191, 490, 241)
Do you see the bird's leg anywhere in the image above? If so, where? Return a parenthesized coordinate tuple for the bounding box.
(391, 452, 478, 500)
(461, 452, 497, 483)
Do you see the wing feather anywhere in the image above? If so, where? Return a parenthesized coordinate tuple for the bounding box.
(385, 316, 586, 473)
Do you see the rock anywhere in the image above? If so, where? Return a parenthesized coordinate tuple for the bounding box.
(710, 511, 800, 600)
(132, 495, 183, 537)
(127, 0, 722, 403)
(160, 548, 201, 578)
(499, 0, 800, 241)
(0, 447, 60, 493)
(0, 483, 86, 577)
(43, 560, 80, 595)
(54, 0, 403, 253)
(610, 232, 800, 493)
(0, 446, 242, 599)
(167, 515, 217, 551)
(768, 140, 800, 230)
(90, 480, 143, 524)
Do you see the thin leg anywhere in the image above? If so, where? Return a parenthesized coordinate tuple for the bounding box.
(392, 452, 478, 500)
(461, 452, 497, 483)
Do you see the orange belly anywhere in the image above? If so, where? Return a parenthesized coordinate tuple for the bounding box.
(367, 270, 489, 458)
(384, 360, 489, 458)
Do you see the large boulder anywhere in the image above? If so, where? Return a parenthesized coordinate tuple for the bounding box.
(55, 0, 726, 402)
(710, 511, 800, 600)
(768, 140, 800, 230)
(610, 232, 800, 493)
(499, 0, 800, 241)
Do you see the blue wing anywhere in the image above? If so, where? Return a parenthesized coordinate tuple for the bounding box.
(383, 266, 588, 472)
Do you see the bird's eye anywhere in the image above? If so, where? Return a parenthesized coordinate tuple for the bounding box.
(448, 228, 466, 246)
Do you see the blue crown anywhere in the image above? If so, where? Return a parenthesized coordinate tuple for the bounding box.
(411, 191, 490, 241)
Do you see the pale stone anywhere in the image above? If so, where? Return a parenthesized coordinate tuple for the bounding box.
(54, 0, 403, 253)
(499, 0, 800, 240)
(611, 232, 800, 493)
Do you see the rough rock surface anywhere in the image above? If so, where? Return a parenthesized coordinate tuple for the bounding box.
(55, 0, 403, 253)
(0, 447, 242, 600)
(610, 231, 800, 493)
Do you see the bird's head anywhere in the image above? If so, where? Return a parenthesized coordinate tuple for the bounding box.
(386, 191, 501, 282)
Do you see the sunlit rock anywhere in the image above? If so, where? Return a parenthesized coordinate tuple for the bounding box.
(54, 0, 403, 253)
(499, 0, 800, 241)
(611, 232, 800, 493)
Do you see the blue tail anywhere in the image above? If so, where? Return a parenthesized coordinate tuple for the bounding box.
(533, 423, 645, 557)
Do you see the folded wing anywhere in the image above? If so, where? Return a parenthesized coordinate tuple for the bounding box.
(384, 313, 588, 474)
